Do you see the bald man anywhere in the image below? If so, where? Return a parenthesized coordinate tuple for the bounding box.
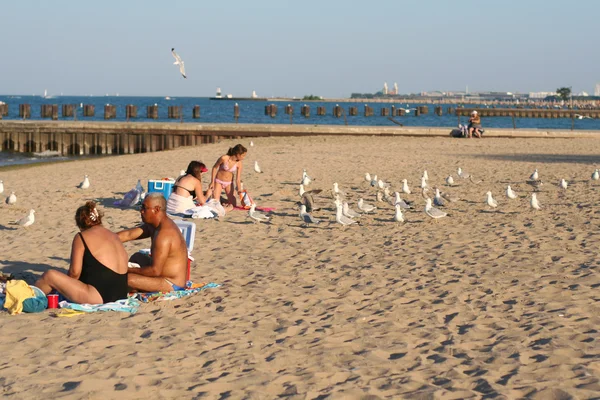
(118, 193, 188, 292)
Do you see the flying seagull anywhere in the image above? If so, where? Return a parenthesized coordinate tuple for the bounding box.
(171, 48, 187, 79)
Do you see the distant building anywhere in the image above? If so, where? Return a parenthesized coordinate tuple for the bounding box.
(529, 91, 556, 99)
(595, 83, 600, 96)
(392, 82, 398, 95)
(383, 82, 388, 95)
(251, 90, 257, 98)
(215, 87, 222, 99)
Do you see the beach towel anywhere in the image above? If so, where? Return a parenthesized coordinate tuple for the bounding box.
(132, 282, 221, 303)
(114, 188, 142, 208)
(59, 298, 141, 314)
(167, 192, 196, 215)
(3, 280, 35, 315)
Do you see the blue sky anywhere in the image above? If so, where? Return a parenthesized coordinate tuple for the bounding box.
(0, 0, 597, 97)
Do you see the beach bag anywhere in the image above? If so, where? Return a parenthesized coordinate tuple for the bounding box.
(239, 190, 254, 209)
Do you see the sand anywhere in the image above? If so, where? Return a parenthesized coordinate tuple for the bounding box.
(1, 135, 599, 399)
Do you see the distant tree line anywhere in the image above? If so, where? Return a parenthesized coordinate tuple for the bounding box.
(302, 95, 322, 100)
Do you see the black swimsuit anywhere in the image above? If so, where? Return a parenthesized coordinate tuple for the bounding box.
(173, 184, 196, 198)
(78, 233, 128, 303)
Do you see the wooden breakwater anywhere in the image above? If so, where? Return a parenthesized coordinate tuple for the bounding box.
(457, 108, 600, 119)
(2, 121, 600, 157)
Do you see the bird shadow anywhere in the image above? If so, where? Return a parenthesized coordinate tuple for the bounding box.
(0, 225, 17, 231)
(93, 196, 137, 210)
(228, 220, 260, 225)
(0, 260, 65, 283)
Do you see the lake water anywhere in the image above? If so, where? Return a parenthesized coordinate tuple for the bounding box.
(1, 95, 599, 167)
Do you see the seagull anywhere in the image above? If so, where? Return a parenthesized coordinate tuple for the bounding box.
(171, 48, 187, 79)
(0, 180, 3, 194)
(592, 169, 599, 181)
(401, 179, 411, 195)
(394, 192, 412, 209)
(530, 169, 539, 180)
(425, 198, 447, 220)
(526, 179, 543, 191)
(342, 202, 361, 218)
(376, 191, 384, 203)
(78, 175, 90, 189)
(422, 170, 429, 181)
(440, 190, 460, 203)
(365, 173, 372, 183)
(393, 204, 404, 222)
(248, 204, 270, 223)
(421, 187, 432, 200)
(13, 209, 35, 227)
(485, 191, 498, 208)
(434, 188, 446, 207)
(445, 176, 454, 186)
(506, 185, 518, 199)
(299, 204, 319, 225)
(5, 191, 16, 205)
(178, 170, 186, 177)
(301, 189, 322, 213)
(301, 169, 312, 186)
(254, 161, 263, 173)
(420, 176, 429, 189)
(357, 198, 376, 213)
(457, 167, 470, 179)
(370, 175, 378, 187)
(559, 179, 568, 190)
(377, 179, 388, 189)
(531, 193, 541, 210)
(335, 201, 357, 226)
(383, 187, 394, 204)
(333, 182, 346, 198)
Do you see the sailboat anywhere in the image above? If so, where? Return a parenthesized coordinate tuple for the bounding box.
(42, 89, 54, 99)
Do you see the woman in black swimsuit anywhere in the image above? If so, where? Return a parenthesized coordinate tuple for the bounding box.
(35, 201, 129, 304)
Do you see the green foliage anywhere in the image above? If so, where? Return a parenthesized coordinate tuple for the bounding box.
(302, 95, 322, 101)
(556, 87, 571, 102)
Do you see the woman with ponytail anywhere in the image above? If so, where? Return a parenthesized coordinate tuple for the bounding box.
(209, 144, 247, 209)
(35, 201, 129, 304)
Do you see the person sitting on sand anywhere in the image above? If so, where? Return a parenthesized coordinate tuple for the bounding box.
(209, 144, 247, 209)
(118, 193, 188, 292)
(35, 201, 129, 304)
(166, 160, 212, 214)
(468, 110, 483, 138)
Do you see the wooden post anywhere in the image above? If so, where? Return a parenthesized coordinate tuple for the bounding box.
(301, 105, 310, 117)
(84, 105, 95, 117)
(512, 113, 516, 129)
(51, 105, 58, 120)
(104, 105, 116, 120)
(193, 105, 200, 119)
(147, 105, 158, 119)
(168, 106, 181, 119)
(333, 105, 342, 118)
(234, 103, 240, 123)
(0, 103, 7, 117)
(126, 105, 137, 120)
(571, 112, 574, 131)
(62, 104, 74, 117)
(19, 104, 31, 119)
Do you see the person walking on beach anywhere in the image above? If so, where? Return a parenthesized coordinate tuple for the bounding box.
(209, 144, 247, 209)
(118, 193, 188, 292)
(35, 201, 129, 304)
(468, 111, 483, 138)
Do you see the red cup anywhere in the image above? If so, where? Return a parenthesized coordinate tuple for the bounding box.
(47, 294, 59, 309)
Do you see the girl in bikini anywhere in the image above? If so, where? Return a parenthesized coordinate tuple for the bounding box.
(209, 144, 247, 209)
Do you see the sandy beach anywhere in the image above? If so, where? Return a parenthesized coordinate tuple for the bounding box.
(1, 135, 599, 399)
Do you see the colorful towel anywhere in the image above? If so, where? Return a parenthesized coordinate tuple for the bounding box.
(132, 282, 221, 303)
(59, 298, 141, 314)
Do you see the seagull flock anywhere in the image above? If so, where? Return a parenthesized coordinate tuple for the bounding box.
(244, 150, 600, 226)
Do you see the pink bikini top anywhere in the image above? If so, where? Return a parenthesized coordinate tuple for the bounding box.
(220, 159, 238, 173)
